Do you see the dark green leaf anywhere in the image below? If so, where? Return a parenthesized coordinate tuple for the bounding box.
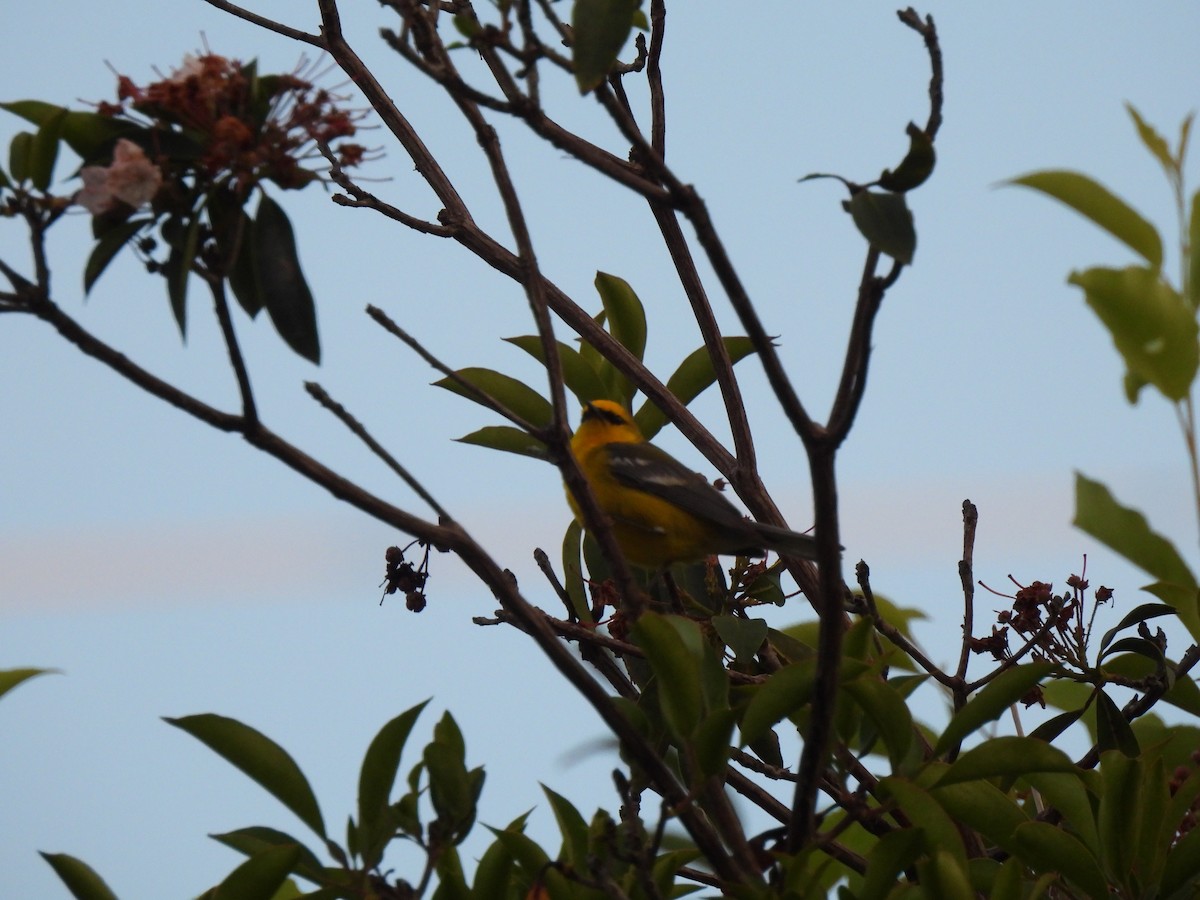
(1, 101, 139, 162)
(878, 122, 936, 193)
(424, 713, 481, 842)
(0, 666, 58, 701)
(1009, 170, 1163, 268)
(209, 191, 262, 317)
(933, 778, 1029, 850)
(454, 425, 549, 461)
(712, 615, 768, 665)
(1100, 636, 1165, 667)
(1095, 689, 1139, 757)
(571, 0, 639, 92)
(1098, 602, 1177, 656)
(936, 736, 1077, 787)
(39, 852, 118, 900)
(209, 827, 325, 884)
(30, 108, 66, 191)
(504, 335, 608, 407)
(253, 194, 320, 363)
(165, 713, 326, 838)
(933, 663, 1055, 756)
(434, 368, 553, 429)
(358, 702, 429, 867)
(1029, 706, 1087, 744)
(9, 131, 33, 183)
(212, 845, 303, 900)
(164, 215, 202, 339)
(84, 218, 149, 295)
(1008, 823, 1107, 899)
(634, 336, 758, 439)
(847, 190, 915, 264)
(1068, 266, 1198, 401)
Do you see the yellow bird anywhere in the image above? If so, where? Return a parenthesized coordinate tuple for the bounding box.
(566, 399, 820, 567)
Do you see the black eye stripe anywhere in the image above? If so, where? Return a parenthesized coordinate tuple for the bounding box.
(582, 404, 629, 427)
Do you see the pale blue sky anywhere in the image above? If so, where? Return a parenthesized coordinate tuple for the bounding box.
(3, 3, 1199, 897)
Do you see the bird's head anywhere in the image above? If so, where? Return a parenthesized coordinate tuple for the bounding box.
(576, 399, 644, 445)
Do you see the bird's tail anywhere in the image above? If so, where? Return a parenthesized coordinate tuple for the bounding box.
(751, 522, 821, 561)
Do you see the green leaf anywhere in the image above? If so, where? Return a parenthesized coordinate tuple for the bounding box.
(1095, 689, 1139, 757)
(1142, 581, 1200, 645)
(739, 658, 817, 746)
(1068, 266, 1198, 401)
(1127, 104, 1177, 182)
(933, 663, 1055, 756)
(84, 218, 149, 294)
(504, 335, 608, 408)
(1, 101, 139, 162)
(692, 707, 737, 779)
(878, 122, 936, 193)
(454, 425, 549, 461)
(30, 108, 66, 191)
(542, 785, 589, 867)
(594, 272, 647, 405)
(435, 368, 553, 429)
(1162, 822, 1200, 899)
(358, 702, 429, 868)
(560, 519, 591, 622)
(163, 215, 201, 339)
(630, 612, 703, 740)
(1007, 822, 1107, 900)
(933, 778, 1029, 850)
(1009, 170, 1163, 268)
(209, 190, 262, 317)
(936, 736, 1077, 787)
(252, 194, 320, 363)
(634, 336, 758, 439)
(0, 164, 10, 190)
(843, 675, 913, 772)
(165, 713, 326, 838)
(855, 829, 923, 900)
(878, 777, 968, 867)
(1098, 751, 1142, 882)
(471, 838, 514, 900)
(0, 666, 58, 701)
(1189, 189, 1200, 310)
(9, 131, 33, 183)
(847, 190, 915, 264)
(209, 827, 325, 884)
(1098, 602, 1177, 657)
(212, 845, 303, 900)
(712, 615, 768, 665)
(1073, 475, 1200, 636)
(571, 0, 639, 93)
(424, 713, 482, 843)
(39, 853, 118, 900)
(1020, 772, 1101, 857)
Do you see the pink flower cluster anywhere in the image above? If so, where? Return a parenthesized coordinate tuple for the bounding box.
(75, 138, 162, 215)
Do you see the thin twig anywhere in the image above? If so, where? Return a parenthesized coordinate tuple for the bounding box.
(305, 381, 450, 520)
(955, 500, 979, 683)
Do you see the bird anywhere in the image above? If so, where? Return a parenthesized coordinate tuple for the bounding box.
(566, 399, 820, 567)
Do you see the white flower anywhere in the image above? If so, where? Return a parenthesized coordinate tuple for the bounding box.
(76, 139, 162, 215)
